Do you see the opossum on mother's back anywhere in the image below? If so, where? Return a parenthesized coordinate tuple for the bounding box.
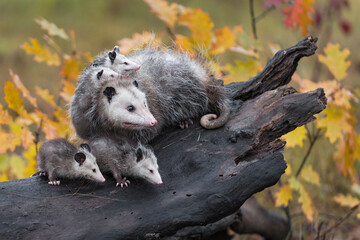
(71, 46, 230, 142)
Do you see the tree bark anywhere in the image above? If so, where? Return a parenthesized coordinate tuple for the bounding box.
(0, 36, 324, 240)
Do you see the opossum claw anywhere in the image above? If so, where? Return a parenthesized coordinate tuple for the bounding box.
(117, 178, 131, 188)
(179, 119, 194, 129)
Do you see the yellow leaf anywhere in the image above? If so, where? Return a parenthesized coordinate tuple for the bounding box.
(175, 35, 195, 54)
(300, 165, 320, 187)
(21, 38, 60, 66)
(334, 133, 359, 180)
(0, 104, 12, 124)
(35, 86, 57, 108)
(210, 26, 236, 55)
(9, 155, 26, 179)
(334, 194, 360, 208)
(289, 176, 301, 190)
(61, 55, 83, 80)
(285, 163, 292, 176)
(117, 32, 162, 55)
(4, 80, 24, 114)
(21, 128, 34, 150)
(35, 17, 69, 40)
(275, 184, 293, 207)
(317, 106, 353, 144)
(318, 43, 351, 81)
(224, 59, 262, 84)
(24, 145, 37, 177)
(0, 154, 9, 182)
(144, 0, 179, 28)
(298, 184, 316, 222)
(178, 8, 213, 48)
(9, 69, 38, 108)
(282, 126, 307, 148)
(59, 79, 76, 103)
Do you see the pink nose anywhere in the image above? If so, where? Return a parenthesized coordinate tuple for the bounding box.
(137, 65, 141, 70)
(150, 119, 157, 126)
(157, 181, 163, 185)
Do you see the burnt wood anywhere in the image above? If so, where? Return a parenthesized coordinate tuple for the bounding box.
(0, 36, 325, 240)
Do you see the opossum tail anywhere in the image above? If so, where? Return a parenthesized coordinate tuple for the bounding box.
(200, 76, 230, 129)
(200, 101, 230, 129)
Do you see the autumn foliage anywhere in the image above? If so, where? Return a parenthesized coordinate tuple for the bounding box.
(0, 0, 359, 238)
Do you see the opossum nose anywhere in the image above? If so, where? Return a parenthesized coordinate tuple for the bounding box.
(150, 119, 157, 126)
(137, 65, 141, 70)
(157, 181, 163, 185)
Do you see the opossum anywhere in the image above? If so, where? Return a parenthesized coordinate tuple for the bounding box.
(71, 46, 230, 142)
(92, 46, 141, 75)
(36, 138, 106, 185)
(88, 134, 162, 187)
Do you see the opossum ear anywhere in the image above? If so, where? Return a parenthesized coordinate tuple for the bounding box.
(103, 87, 116, 103)
(136, 148, 143, 162)
(113, 46, 120, 53)
(97, 70, 104, 80)
(133, 80, 139, 88)
(108, 51, 116, 64)
(80, 143, 91, 153)
(74, 152, 86, 166)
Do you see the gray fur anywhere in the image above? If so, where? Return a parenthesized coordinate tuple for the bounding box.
(71, 46, 230, 142)
(88, 134, 162, 186)
(37, 138, 105, 185)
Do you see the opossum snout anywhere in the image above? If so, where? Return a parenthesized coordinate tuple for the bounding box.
(150, 119, 157, 126)
(157, 181, 163, 185)
(136, 65, 141, 70)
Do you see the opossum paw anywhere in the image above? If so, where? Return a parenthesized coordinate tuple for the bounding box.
(179, 119, 193, 129)
(39, 172, 47, 176)
(48, 181, 60, 185)
(116, 178, 131, 188)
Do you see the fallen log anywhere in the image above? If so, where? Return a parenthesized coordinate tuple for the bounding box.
(0, 36, 325, 240)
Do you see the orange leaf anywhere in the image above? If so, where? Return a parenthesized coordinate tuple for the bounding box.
(0, 129, 22, 154)
(175, 35, 195, 54)
(117, 32, 162, 55)
(275, 184, 293, 207)
(9, 69, 38, 108)
(61, 55, 84, 80)
(282, 126, 307, 148)
(318, 43, 351, 81)
(35, 86, 57, 108)
(282, 0, 314, 36)
(21, 38, 60, 66)
(21, 128, 34, 150)
(334, 194, 360, 208)
(4, 80, 24, 114)
(178, 8, 213, 48)
(35, 17, 69, 40)
(59, 79, 76, 103)
(0, 105, 13, 124)
(144, 0, 179, 28)
(210, 26, 236, 55)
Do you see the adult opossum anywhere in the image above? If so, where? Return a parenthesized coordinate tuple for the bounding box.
(88, 134, 162, 187)
(36, 138, 105, 185)
(71, 46, 230, 142)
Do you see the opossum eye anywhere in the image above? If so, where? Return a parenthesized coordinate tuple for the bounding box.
(124, 62, 129, 65)
(127, 105, 136, 112)
(133, 80, 139, 88)
(92, 169, 96, 173)
(149, 169, 154, 174)
(96, 70, 104, 80)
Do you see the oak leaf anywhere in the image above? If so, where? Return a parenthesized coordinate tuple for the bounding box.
(282, 125, 307, 147)
(22, 38, 60, 66)
(282, 0, 314, 36)
(334, 194, 359, 208)
(300, 165, 320, 187)
(59, 79, 76, 103)
(210, 26, 236, 55)
(117, 32, 162, 55)
(4, 80, 24, 114)
(318, 43, 351, 81)
(144, 0, 179, 28)
(0, 105, 12, 124)
(224, 59, 262, 84)
(35, 17, 69, 40)
(9, 69, 38, 108)
(275, 184, 293, 207)
(61, 55, 83, 80)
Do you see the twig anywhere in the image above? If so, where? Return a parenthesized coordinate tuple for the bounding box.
(315, 204, 359, 240)
(249, 0, 257, 40)
(295, 127, 322, 178)
(166, 26, 177, 41)
(255, 6, 275, 22)
(34, 119, 43, 155)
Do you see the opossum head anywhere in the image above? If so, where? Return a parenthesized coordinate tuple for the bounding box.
(107, 46, 141, 74)
(95, 67, 119, 81)
(129, 144, 162, 185)
(101, 80, 157, 129)
(74, 143, 106, 183)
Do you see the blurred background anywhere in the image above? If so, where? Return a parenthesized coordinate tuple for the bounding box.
(0, 0, 359, 239)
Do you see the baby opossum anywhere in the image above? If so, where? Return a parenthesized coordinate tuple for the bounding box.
(36, 138, 106, 185)
(71, 46, 230, 142)
(88, 134, 162, 187)
(92, 46, 141, 75)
